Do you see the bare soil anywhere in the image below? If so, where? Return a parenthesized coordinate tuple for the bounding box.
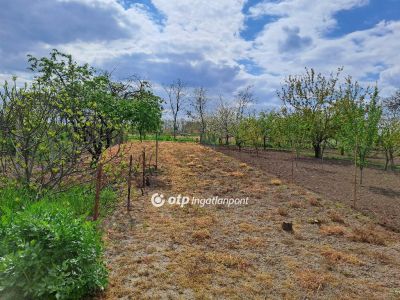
(217, 147, 400, 232)
(99, 142, 400, 299)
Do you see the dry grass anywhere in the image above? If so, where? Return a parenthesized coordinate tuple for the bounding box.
(206, 252, 252, 270)
(230, 171, 245, 177)
(241, 237, 266, 248)
(270, 178, 282, 185)
(309, 197, 322, 207)
(192, 229, 211, 240)
(320, 246, 362, 265)
(238, 222, 258, 232)
(328, 210, 345, 224)
(277, 207, 289, 216)
(296, 269, 335, 292)
(102, 142, 400, 299)
(289, 201, 304, 209)
(194, 216, 215, 228)
(239, 162, 248, 168)
(320, 225, 346, 236)
(350, 226, 387, 246)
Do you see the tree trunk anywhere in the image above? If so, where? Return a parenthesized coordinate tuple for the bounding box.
(173, 116, 177, 140)
(359, 167, 363, 185)
(340, 147, 344, 156)
(384, 150, 389, 171)
(225, 135, 229, 145)
(389, 150, 395, 171)
(313, 143, 322, 159)
(353, 147, 357, 209)
(263, 135, 267, 150)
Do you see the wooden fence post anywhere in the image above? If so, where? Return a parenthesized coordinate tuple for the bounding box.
(93, 163, 103, 221)
(127, 154, 133, 211)
(142, 148, 146, 188)
(155, 133, 159, 171)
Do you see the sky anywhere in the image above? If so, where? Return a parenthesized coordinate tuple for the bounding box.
(0, 0, 399, 110)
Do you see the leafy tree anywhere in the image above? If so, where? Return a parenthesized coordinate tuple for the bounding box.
(0, 79, 84, 192)
(231, 86, 254, 150)
(280, 109, 308, 158)
(239, 117, 263, 154)
(126, 88, 162, 141)
(335, 78, 381, 205)
(278, 68, 342, 158)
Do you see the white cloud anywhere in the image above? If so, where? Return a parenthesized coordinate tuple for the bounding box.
(1, 0, 399, 106)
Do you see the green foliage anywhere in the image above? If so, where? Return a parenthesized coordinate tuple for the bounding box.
(238, 117, 263, 150)
(279, 110, 308, 156)
(1, 49, 162, 192)
(124, 89, 162, 140)
(0, 202, 107, 300)
(335, 79, 382, 172)
(129, 134, 197, 143)
(0, 185, 117, 219)
(278, 67, 342, 158)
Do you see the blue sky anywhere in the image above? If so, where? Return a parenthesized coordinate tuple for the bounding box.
(0, 0, 399, 109)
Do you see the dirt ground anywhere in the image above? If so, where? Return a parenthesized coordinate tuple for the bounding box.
(99, 142, 400, 299)
(216, 147, 400, 232)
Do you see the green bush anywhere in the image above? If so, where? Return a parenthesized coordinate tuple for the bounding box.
(0, 202, 108, 299)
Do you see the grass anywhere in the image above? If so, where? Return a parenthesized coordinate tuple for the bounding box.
(320, 225, 346, 236)
(350, 226, 387, 246)
(320, 246, 362, 265)
(0, 184, 117, 219)
(102, 141, 400, 299)
(128, 133, 198, 143)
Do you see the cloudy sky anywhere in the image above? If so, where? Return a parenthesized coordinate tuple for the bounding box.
(1, 0, 399, 109)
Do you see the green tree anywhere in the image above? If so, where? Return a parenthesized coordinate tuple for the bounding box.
(126, 89, 162, 141)
(278, 68, 342, 158)
(335, 78, 381, 206)
(239, 117, 263, 154)
(0, 78, 85, 192)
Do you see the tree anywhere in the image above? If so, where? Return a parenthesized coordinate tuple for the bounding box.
(27, 49, 126, 164)
(239, 117, 263, 155)
(164, 79, 186, 139)
(278, 68, 342, 158)
(126, 88, 162, 141)
(258, 112, 271, 150)
(0, 78, 85, 192)
(231, 86, 254, 149)
(214, 97, 235, 146)
(380, 90, 400, 170)
(188, 87, 208, 143)
(280, 109, 308, 158)
(335, 78, 381, 206)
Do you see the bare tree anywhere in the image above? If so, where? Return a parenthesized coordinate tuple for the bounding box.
(235, 85, 254, 121)
(188, 87, 208, 143)
(216, 96, 235, 145)
(231, 85, 255, 149)
(380, 90, 400, 170)
(164, 79, 186, 139)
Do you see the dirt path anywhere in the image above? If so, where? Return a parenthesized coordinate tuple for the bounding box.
(217, 148, 400, 232)
(100, 142, 400, 299)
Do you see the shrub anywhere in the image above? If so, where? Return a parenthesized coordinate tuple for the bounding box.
(0, 202, 108, 299)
